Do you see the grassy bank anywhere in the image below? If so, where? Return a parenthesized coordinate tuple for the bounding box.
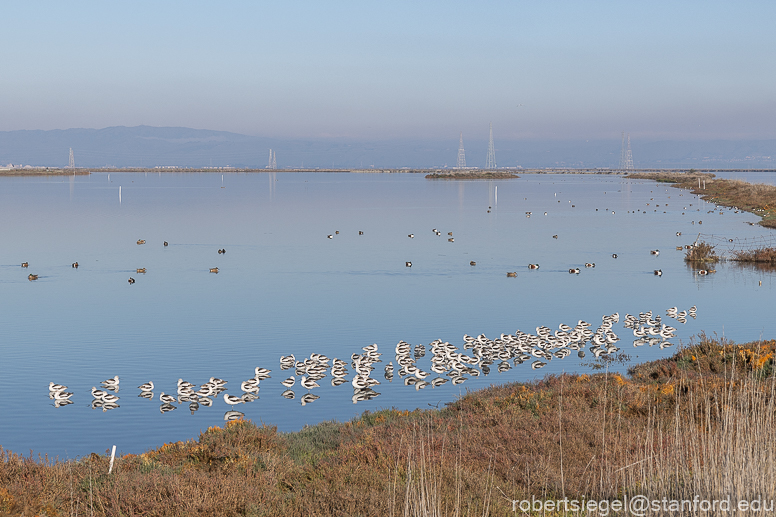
(628, 172, 776, 228)
(733, 247, 776, 264)
(425, 170, 520, 179)
(2, 335, 776, 516)
(626, 171, 716, 184)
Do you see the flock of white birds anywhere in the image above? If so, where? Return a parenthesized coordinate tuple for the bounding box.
(48, 305, 696, 420)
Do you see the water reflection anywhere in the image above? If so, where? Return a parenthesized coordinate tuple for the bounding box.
(160, 403, 176, 414)
(300, 393, 319, 406)
(224, 410, 244, 421)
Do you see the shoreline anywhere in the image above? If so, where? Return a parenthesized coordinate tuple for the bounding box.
(628, 171, 776, 228)
(2, 335, 775, 515)
(3, 167, 776, 176)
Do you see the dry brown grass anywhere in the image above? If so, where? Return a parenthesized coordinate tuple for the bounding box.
(626, 171, 715, 183)
(733, 247, 776, 264)
(2, 335, 776, 516)
(684, 241, 719, 263)
(672, 177, 776, 228)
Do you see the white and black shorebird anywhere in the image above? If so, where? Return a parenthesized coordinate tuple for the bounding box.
(49, 382, 68, 393)
(138, 381, 154, 392)
(254, 367, 271, 379)
(101, 393, 120, 404)
(280, 376, 296, 388)
(223, 393, 244, 406)
(241, 379, 260, 393)
(101, 376, 119, 391)
(159, 393, 177, 404)
(52, 390, 74, 401)
(300, 376, 320, 390)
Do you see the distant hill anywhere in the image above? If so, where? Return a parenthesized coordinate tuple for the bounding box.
(1, 126, 775, 169)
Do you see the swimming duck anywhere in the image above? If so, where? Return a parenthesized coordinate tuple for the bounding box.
(327, 235, 333, 239)
(72, 262, 79, 268)
(21, 262, 28, 268)
(470, 261, 476, 266)
(28, 274, 38, 281)
(654, 269, 662, 276)
(136, 268, 146, 274)
(209, 268, 219, 273)
(406, 261, 412, 267)
(358, 230, 364, 235)
(137, 239, 146, 245)
(506, 272, 517, 277)
(651, 250, 660, 256)
(128, 277, 135, 284)
(528, 264, 540, 269)
(569, 268, 580, 274)
(164, 241, 168, 246)
(584, 263, 595, 268)
(408, 234, 414, 238)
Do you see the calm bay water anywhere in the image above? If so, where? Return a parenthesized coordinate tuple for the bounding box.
(1, 171, 774, 459)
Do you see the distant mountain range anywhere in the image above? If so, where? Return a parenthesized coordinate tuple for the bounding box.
(1, 126, 775, 169)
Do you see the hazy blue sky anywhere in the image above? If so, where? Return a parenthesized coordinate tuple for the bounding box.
(2, 1, 774, 141)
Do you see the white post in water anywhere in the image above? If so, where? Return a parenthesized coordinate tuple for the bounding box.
(698, 177, 701, 189)
(703, 180, 706, 190)
(108, 445, 116, 474)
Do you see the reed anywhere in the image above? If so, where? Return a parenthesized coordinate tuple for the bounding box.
(622, 355, 776, 505)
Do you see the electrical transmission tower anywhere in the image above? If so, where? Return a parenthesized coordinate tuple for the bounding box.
(485, 122, 497, 169)
(272, 150, 276, 169)
(267, 149, 277, 169)
(619, 133, 634, 170)
(624, 135, 634, 170)
(456, 133, 466, 168)
(68, 148, 75, 169)
(619, 132, 626, 170)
